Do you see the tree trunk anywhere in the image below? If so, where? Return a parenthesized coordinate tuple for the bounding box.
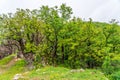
(61, 44, 64, 63)
(18, 38, 25, 59)
(52, 34, 58, 66)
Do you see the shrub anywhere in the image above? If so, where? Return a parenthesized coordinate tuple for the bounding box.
(109, 71, 120, 80)
(111, 54, 120, 71)
(102, 56, 114, 74)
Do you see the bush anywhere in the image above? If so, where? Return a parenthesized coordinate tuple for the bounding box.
(111, 55, 120, 71)
(102, 56, 114, 74)
(109, 71, 120, 80)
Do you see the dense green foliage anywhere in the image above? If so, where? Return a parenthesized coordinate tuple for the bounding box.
(0, 4, 120, 79)
(110, 71, 120, 80)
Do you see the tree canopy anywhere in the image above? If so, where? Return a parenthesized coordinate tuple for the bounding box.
(0, 4, 120, 69)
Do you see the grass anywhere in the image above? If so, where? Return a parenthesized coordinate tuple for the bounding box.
(0, 54, 15, 65)
(0, 55, 108, 80)
(26, 66, 107, 80)
(0, 55, 26, 80)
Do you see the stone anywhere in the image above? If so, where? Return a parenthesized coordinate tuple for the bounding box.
(70, 68, 85, 73)
(13, 74, 23, 80)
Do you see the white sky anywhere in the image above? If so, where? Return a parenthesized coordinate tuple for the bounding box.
(0, 0, 120, 23)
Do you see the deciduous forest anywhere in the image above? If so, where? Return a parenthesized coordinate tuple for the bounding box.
(0, 4, 120, 80)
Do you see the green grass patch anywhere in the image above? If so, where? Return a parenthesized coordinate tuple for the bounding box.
(0, 59, 26, 80)
(0, 54, 15, 65)
(0, 55, 107, 80)
(24, 66, 107, 80)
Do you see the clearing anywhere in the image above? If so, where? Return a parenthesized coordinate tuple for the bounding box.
(0, 54, 108, 80)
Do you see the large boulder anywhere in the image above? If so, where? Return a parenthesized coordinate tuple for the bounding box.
(0, 45, 12, 59)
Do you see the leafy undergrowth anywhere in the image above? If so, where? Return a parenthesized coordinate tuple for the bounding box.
(109, 71, 120, 80)
(0, 55, 108, 80)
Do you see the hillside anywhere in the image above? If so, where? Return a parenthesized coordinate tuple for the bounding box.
(0, 54, 108, 80)
(0, 4, 120, 80)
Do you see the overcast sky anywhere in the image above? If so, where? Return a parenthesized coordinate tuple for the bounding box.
(0, 0, 120, 23)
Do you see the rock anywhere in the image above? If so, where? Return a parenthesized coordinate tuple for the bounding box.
(14, 58, 21, 61)
(70, 68, 85, 73)
(13, 74, 23, 80)
(79, 68, 85, 72)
